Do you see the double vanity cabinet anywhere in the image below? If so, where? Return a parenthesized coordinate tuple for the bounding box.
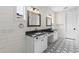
(25, 29, 58, 53)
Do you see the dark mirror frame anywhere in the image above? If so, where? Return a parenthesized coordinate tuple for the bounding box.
(27, 11, 41, 27)
(46, 17, 52, 26)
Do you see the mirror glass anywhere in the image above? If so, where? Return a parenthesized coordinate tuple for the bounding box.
(27, 11, 41, 27)
(46, 16, 52, 26)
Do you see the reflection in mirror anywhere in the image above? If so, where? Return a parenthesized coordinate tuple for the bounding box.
(27, 10, 41, 27)
(46, 16, 53, 26)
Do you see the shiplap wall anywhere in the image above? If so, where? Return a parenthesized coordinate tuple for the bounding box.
(0, 6, 27, 53)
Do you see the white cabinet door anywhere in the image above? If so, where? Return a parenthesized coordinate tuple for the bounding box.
(41, 35, 47, 52)
(34, 35, 48, 53)
(34, 37, 42, 53)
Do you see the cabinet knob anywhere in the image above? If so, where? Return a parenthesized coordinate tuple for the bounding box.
(36, 37, 38, 39)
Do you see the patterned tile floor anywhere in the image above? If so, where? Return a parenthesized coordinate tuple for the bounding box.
(44, 38, 79, 53)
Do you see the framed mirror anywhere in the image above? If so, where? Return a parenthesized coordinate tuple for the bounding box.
(27, 11, 41, 27)
(46, 16, 52, 26)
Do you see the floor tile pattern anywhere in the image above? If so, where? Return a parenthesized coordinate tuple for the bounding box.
(44, 38, 78, 53)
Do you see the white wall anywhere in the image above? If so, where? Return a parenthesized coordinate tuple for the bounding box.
(55, 11, 65, 39)
(25, 6, 55, 31)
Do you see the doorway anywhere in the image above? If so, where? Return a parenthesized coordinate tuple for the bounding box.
(65, 9, 77, 40)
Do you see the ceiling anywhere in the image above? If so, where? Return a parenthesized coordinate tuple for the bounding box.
(50, 6, 76, 12)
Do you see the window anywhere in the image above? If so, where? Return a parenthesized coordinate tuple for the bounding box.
(16, 6, 26, 20)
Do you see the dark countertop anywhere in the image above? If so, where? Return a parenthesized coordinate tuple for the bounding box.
(25, 28, 54, 37)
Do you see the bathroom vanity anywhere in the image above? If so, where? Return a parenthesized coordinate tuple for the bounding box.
(25, 28, 58, 53)
(25, 32, 48, 53)
(25, 8, 58, 53)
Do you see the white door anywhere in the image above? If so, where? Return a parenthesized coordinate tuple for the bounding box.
(66, 9, 77, 39)
(76, 8, 79, 44)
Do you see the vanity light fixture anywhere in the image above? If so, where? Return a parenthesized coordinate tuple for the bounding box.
(27, 7, 40, 14)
